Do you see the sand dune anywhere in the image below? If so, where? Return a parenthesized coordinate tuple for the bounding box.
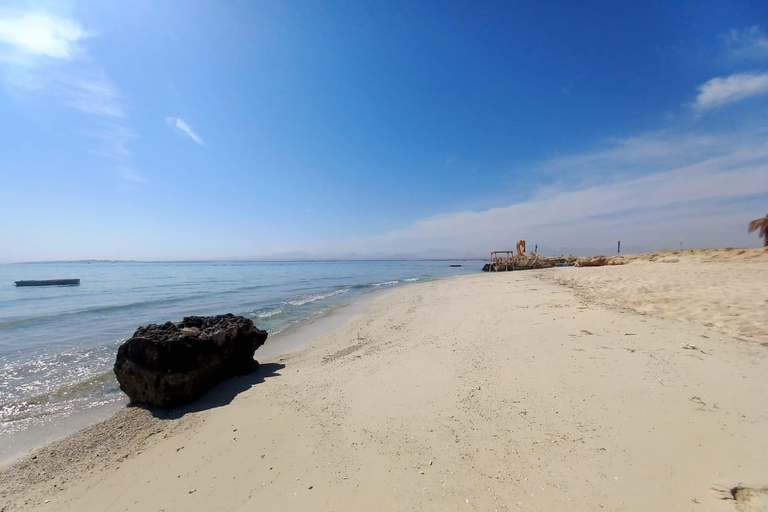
(2, 249, 766, 511)
(544, 247, 768, 343)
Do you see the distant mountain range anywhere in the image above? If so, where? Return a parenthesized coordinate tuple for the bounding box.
(249, 249, 486, 261)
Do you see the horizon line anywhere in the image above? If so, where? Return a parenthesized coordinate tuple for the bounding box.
(2, 245, 758, 265)
(2, 257, 489, 265)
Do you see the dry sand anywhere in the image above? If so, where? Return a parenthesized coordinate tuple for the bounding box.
(1, 248, 767, 511)
(547, 247, 768, 343)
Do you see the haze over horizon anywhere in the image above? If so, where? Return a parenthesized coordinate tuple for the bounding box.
(1, 1, 767, 264)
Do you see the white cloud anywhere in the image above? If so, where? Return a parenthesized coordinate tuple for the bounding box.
(346, 58, 768, 255)
(0, 10, 88, 59)
(0, 10, 136, 179)
(166, 117, 205, 145)
(350, 127, 768, 255)
(693, 72, 768, 111)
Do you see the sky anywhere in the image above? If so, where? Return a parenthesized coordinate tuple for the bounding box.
(0, 0, 767, 262)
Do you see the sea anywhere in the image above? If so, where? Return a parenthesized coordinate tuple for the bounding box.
(0, 260, 476, 462)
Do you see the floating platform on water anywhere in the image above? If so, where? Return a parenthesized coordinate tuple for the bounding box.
(15, 279, 80, 287)
(450, 264, 462, 267)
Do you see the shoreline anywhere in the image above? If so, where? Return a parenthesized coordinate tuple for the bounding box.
(2, 249, 766, 511)
(0, 279, 432, 467)
(257, 284, 405, 360)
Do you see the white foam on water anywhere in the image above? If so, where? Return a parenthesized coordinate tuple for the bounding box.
(283, 288, 350, 307)
(255, 309, 283, 318)
(372, 280, 399, 286)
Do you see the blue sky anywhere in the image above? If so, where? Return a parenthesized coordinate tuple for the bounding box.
(1, 1, 767, 262)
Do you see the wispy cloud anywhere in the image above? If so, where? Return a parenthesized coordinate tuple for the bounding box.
(117, 167, 146, 183)
(692, 72, 768, 112)
(166, 117, 205, 145)
(723, 25, 768, 62)
(360, 30, 768, 255)
(91, 124, 137, 160)
(539, 133, 722, 181)
(0, 9, 140, 182)
(0, 10, 89, 59)
(351, 124, 768, 254)
(57, 71, 124, 118)
(562, 70, 589, 95)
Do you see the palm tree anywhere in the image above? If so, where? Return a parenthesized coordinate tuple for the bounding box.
(748, 214, 768, 247)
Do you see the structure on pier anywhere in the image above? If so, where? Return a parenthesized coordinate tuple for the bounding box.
(483, 239, 579, 271)
(483, 250, 545, 272)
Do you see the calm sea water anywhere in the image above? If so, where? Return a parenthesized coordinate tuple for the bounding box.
(0, 260, 476, 444)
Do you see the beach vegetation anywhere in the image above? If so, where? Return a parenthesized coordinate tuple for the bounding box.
(748, 214, 768, 246)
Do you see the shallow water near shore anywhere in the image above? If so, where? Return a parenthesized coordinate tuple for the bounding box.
(0, 260, 477, 462)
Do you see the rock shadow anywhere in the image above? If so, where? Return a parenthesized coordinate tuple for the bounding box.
(135, 361, 285, 419)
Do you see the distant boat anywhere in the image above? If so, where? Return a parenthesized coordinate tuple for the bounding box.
(449, 264, 462, 267)
(14, 279, 80, 287)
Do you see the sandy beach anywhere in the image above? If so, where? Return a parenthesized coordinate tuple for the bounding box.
(1, 248, 767, 511)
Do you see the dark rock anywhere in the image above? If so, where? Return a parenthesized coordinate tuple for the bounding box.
(113, 314, 268, 407)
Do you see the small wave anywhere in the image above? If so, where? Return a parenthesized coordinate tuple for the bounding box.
(372, 280, 399, 287)
(0, 370, 120, 427)
(0, 318, 33, 330)
(0, 391, 125, 437)
(267, 301, 348, 336)
(403, 278, 419, 282)
(283, 288, 349, 307)
(17, 371, 116, 407)
(0, 296, 190, 331)
(0, 284, 274, 331)
(255, 309, 283, 318)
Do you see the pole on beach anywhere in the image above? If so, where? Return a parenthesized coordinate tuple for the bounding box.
(618, 240, 621, 254)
